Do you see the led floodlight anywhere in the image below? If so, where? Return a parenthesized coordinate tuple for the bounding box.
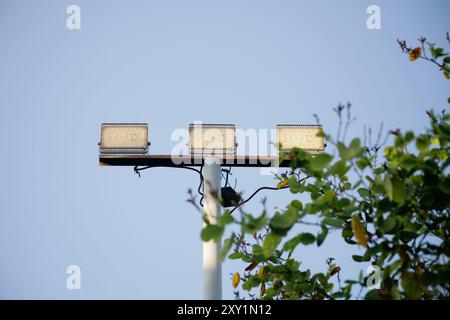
(276, 124, 324, 153)
(189, 123, 237, 155)
(99, 123, 149, 154)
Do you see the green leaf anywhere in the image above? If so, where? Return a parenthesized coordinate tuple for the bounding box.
(348, 138, 362, 159)
(384, 175, 393, 201)
(391, 177, 406, 205)
(342, 228, 353, 238)
(288, 175, 302, 193)
(338, 139, 362, 160)
(242, 275, 261, 291)
(269, 206, 299, 236)
(200, 224, 224, 242)
(314, 272, 328, 285)
(400, 154, 418, 170)
(290, 199, 303, 211)
(357, 188, 370, 198)
(298, 233, 316, 245)
(252, 244, 263, 256)
(262, 232, 282, 258)
(439, 177, 450, 193)
(416, 135, 430, 153)
(430, 46, 446, 58)
(316, 226, 328, 246)
(282, 233, 316, 252)
(352, 254, 370, 262)
(384, 260, 403, 278)
(372, 181, 385, 195)
(379, 216, 398, 234)
(328, 160, 350, 177)
(395, 135, 406, 149)
(310, 153, 333, 171)
(337, 142, 348, 160)
(285, 259, 301, 272)
(264, 287, 280, 299)
(401, 272, 421, 299)
(404, 131, 415, 143)
(218, 211, 234, 225)
(365, 289, 384, 300)
(356, 156, 370, 170)
(337, 197, 351, 209)
(322, 217, 342, 228)
(220, 234, 235, 261)
(228, 252, 244, 260)
(242, 212, 268, 233)
(391, 288, 402, 300)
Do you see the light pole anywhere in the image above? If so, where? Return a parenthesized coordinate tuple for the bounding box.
(202, 157, 222, 300)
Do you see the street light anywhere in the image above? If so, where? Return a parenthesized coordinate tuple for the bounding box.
(276, 124, 325, 153)
(189, 123, 237, 156)
(99, 123, 149, 154)
(98, 121, 324, 300)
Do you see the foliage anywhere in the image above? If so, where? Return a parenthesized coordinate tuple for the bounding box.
(200, 35, 450, 300)
(398, 33, 450, 80)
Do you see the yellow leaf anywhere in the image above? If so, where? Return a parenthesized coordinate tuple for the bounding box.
(277, 179, 289, 189)
(257, 266, 265, 280)
(409, 47, 421, 61)
(260, 281, 266, 297)
(401, 272, 421, 299)
(431, 135, 440, 145)
(232, 272, 240, 289)
(352, 215, 368, 247)
(444, 70, 450, 79)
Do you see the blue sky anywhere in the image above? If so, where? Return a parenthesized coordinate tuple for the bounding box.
(0, 0, 448, 299)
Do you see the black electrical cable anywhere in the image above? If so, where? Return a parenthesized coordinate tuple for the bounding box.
(134, 165, 205, 207)
(134, 165, 307, 215)
(198, 165, 204, 207)
(229, 186, 289, 214)
(134, 165, 202, 176)
(229, 176, 309, 215)
(135, 165, 235, 208)
(222, 167, 231, 187)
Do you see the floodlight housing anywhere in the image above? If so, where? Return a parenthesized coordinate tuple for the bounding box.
(221, 186, 241, 208)
(99, 123, 149, 154)
(189, 123, 237, 156)
(276, 124, 325, 153)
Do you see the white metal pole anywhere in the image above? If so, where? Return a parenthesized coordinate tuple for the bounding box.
(202, 157, 222, 300)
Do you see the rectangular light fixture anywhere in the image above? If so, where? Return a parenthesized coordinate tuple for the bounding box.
(99, 123, 149, 154)
(189, 123, 237, 155)
(276, 124, 325, 153)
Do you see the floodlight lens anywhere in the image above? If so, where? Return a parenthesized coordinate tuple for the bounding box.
(189, 124, 236, 155)
(277, 125, 324, 152)
(99, 123, 149, 154)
